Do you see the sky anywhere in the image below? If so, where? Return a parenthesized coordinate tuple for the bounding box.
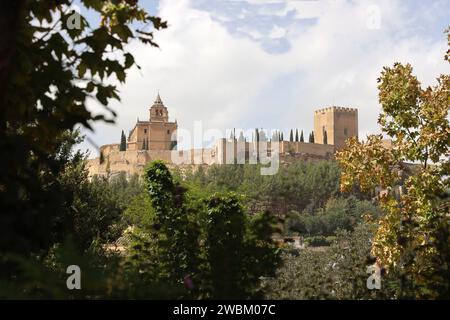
(77, 0, 450, 157)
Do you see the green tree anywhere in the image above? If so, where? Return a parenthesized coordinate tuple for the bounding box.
(0, 0, 166, 255)
(323, 130, 328, 145)
(144, 161, 201, 286)
(289, 129, 294, 142)
(295, 129, 299, 142)
(300, 130, 304, 142)
(0, 0, 167, 298)
(120, 130, 127, 151)
(205, 193, 280, 299)
(264, 223, 392, 299)
(255, 128, 260, 142)
(285, 196, 381, 237)
(336, 30, 450, 298)
(205, 193, 247, 299)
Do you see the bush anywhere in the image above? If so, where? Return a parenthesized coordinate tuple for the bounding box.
(284, 196, 382, 237)
(305, 235, 333, 247)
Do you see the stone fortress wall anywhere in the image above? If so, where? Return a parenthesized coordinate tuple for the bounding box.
(86, 95, 359, 178)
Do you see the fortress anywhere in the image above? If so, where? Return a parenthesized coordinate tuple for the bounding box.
(87, 94, 358, 177)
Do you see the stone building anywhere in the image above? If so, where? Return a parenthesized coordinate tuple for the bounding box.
(313, 106, 358, 151)
(126, 93, 178, 151)
(86, 94, 359, 178)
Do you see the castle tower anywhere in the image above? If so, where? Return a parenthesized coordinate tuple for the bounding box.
(313, 106, 358, 151)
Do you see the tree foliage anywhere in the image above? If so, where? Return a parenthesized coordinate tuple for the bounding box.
(285, 196, 382, 237)
(336, 30, 450, 298)
(0, 0, 166, 255)
(205, 194, 280, 299)
(122, 161, 281, 299)
(183, 161, 342, 216)
(144, 161, 201, 285)
(120, 130, 127, 151)
(264, 223, 394, 299)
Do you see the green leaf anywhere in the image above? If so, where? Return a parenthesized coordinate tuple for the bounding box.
(77, 62, 87, 78)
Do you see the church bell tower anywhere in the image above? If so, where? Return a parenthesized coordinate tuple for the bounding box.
(149, 93, 169, 122)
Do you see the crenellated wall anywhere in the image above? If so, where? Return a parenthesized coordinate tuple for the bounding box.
(314, 106, 358, 150)
(87, 104, 359, 178)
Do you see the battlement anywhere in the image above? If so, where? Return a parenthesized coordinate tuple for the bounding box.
(314, 105, 358, 151)
(314, 106, 358, 114)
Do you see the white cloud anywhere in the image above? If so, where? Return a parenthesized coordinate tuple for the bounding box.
(79, 0, 450, 157)
(237, 26, 264, 39)
(269, 25, 286, 39)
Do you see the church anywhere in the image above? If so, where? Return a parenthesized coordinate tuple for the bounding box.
(126, 93, 178, 151)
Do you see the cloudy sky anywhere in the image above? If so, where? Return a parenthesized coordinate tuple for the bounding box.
(78, 0, 450, 156)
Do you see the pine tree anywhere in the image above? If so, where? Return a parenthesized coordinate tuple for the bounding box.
(120, 130, 127, 151)
(295, 129, 299, 142)
(289, 129, 293, 142)
(300, 130, 304, 142)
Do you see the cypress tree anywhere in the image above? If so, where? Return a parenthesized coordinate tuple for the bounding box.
(295, 129, 299, 142)
(289, 129, 293, 142)
(300, 130, 304, 142)
(120, 130, 127, 151)
(323, 130, 328, 144)
(311, 131, 315, 143)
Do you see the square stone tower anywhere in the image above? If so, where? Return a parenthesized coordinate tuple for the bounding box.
(313, 106, 358, 151)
